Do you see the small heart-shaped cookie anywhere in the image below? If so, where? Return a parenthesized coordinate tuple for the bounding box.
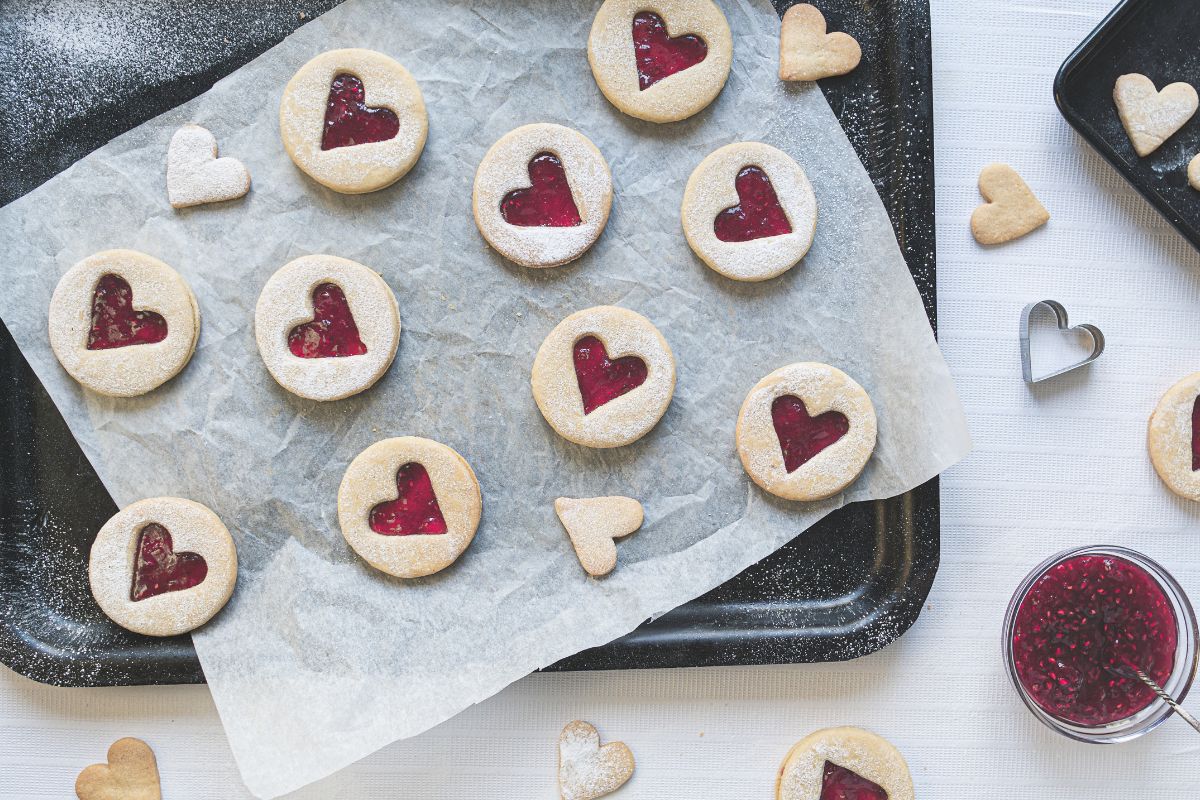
(970, 163, 1049, 245)
(166, 124, 250, 209)
(1189, 152, 1200, 191)
(779, 4, 861, 82)
(555, 496, 643, 577)
(75, 738, 161, 800)
(1114, 73, 1198, 157)
(558, 720, 635, 800)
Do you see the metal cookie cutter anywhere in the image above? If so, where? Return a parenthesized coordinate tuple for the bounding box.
(1019, 300, 1105, 383)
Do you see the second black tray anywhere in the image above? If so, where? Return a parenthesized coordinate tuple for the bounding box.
(0, 0, 938, 686)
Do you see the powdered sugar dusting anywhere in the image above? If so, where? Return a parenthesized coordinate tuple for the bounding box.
(166, 123, 251, 208)
(777, 726, 913, 800)
(557, 720, 635, 800)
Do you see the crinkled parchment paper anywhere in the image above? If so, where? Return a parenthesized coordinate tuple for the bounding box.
(0, 0, 969, 795)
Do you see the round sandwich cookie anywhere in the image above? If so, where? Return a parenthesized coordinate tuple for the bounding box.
(48, 249, 200, 398)
(682, 141, 817, 282)
(736, 362, 876, 501)
(776, 727, 914, 800)
(1148, 371, 1200, 501)
(254, 254, 401, 402)
(588, 0, 733, 123)
(89, 497, 237, 637)
(280, 48, 427, 194)
(338, 436, 482, 578)
(532, 306, 675, 449)
(473, 123, 613, 268)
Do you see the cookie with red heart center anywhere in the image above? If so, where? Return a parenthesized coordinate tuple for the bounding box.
(532, 306, 675, 449)
(1147, 372, 1200, 501)
(682, 142, 818, 281)
(75, 738, 161, 800)
(338, 437, 482, 578)
(49, 250, 200, 397)
(89, 497, 237, 637)
(776, 727, 914, 800)
(255, 254, 401, 401)
(737, 363, 876, 501)
(473, 123, 612, 268)
(588, 0, 732, 123)
(280, 48, 427, 194)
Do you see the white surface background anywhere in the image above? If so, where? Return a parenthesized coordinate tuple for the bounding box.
(3, 0, 1199, 797)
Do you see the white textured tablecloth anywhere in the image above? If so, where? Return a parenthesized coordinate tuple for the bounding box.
(3, 1, 1199, 797)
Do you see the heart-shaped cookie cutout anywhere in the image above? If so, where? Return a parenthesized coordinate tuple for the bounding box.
(166, 124, 250, 209)
(778, 4, 861, 82)
(970, 163, 1049, 245)
(558, 720, 635, 800)
(1114, 73, 1198, 157)
(573, 335, 648, 415)
(75, 738, 161, 800)
(369, 462, 449, 536)
(1019, 300, 1105, 383)
(501, 152, 583, 228)
(131, 522, 208, 601)
(87, 273, 169, 351)
(322, 73, 400, 150)
(632, 11, 708, 90)
(714, 165, 793, 242)
(772, 395, 849, 473)
(555, 496, 643, 577)
(288, 282, 368, 358)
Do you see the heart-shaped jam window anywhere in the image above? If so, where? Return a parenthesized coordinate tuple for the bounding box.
(714, 166, 793, 243)
(821, 761, 888, 800)
(369, 462, 449, 536)
(500, 152, 582, 228)
(321, 73, 400, 151)
(287, 283, 368, 358)
(130, 523, 208, 601)
(771, 395, 849, 473)
(1191, 396, 1200, 471)
(87, 273, 168, 351)
(632, 11, 708, 90)
(573, 335, 648, 415)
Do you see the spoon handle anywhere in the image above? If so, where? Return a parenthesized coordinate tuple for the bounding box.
(1136, 669, 1200, 735)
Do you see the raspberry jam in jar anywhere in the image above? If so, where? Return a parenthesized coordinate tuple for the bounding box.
(1003, 546, 1197, 742)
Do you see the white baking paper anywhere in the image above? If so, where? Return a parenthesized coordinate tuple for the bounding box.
(0, 0, 970, 795)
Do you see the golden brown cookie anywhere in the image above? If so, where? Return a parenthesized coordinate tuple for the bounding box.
(338, 437, 482, 578)
(1113, 73, 1198, 157)
(778, 4, 861, 82)
(736, 362, 876, 502)
(555, 496, 643, 577)
(970, 163, 1049, 245)
(1148, 372, 1200, 501)
(1189, 153, 1200, 191)
(76, 738, 162, 800)
(776, 727, 913, 800)
(558, 720, 635, 800)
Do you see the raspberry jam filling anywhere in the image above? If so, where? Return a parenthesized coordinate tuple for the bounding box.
(287, 283, 368, 358)
(369, 463, 449, 536)
(1012, 553, 1178, 726)
(321, 73, 400, 151)
(573, 335, 648, 415)
(714, 166, 793, 243)
(1191, 396, 1200, 471)
(632, 11, 708, 90)
(87, 273, 168, 351)
(771, 395, 849, 473)
(821, 762, 888, 800)
(130, 523, 208, 602)
(500, 152, 582, 228)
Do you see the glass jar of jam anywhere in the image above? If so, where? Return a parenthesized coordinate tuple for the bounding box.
(1003, 545, 1198, 742)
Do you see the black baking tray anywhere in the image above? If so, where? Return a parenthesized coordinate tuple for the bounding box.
(1055, 0, 1200, 250)
(0, 0, 938, 686)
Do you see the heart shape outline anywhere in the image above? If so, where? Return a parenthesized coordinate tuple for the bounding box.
(75, 737, 162, 800)
(166, 123, 251, 209)
(500, 151, 583, 228)
(632, 11, 708, 91)
(558, 720, 635, 800)
(1019, 300, 1105, 383)
(573, 335, 649, 415)
(778, 3, 862, 82)
(131, 522, 208, 601)
(287, 282, 368, 358)
(714, 165, 793, 242)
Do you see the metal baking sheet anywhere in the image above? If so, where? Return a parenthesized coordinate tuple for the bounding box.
(1055, 0, 1200, 251)
(0, 0, 938, 686)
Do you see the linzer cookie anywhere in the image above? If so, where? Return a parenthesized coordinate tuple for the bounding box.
(473, 124, 613, 268)
(587, 0, 732, 123)
(280, 48, 428, 193)
(254, 254, 401, 401)
(776, 727, 914, 800)
(89, 497, 237, 637)
(48, 250, 200, 397)
(1148, 372, 1200, 501)
(532, 306, 675, 448)
(737, 362, 876, 501)
(682, 141, 817, 281)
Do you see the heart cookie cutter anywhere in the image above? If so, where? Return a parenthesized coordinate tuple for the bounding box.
(1020, 300, 1105, 383)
